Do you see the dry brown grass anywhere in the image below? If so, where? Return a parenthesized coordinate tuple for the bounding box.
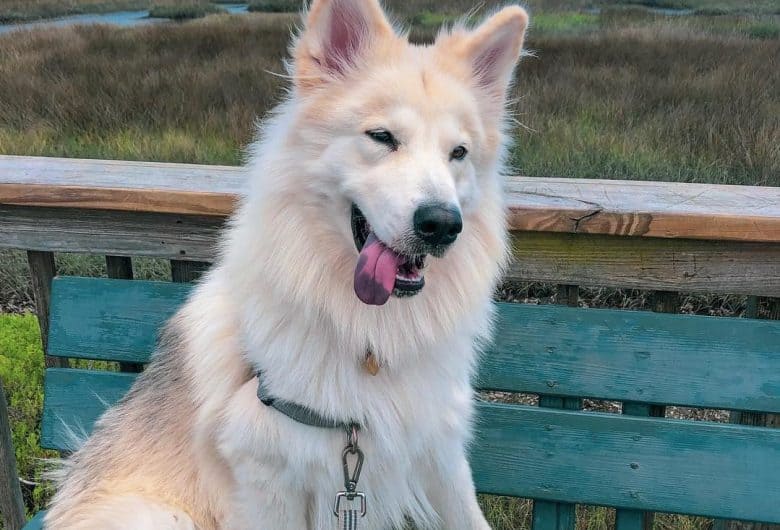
(0, 0, 248, 22)
(509, 21, 780, 185)
(0, 13, 293, 163)
(1, 9, 777, 182)
(0, 0, 150, 22)
(0, 0, 596, 21)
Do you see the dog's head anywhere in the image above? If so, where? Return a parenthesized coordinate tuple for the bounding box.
(269, 0, 527, 307)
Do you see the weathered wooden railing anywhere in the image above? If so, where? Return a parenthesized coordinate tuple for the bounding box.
(0, 154, 778, 530)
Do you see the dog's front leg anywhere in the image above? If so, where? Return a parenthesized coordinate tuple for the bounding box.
(225, 468, 309, 530)
(422, 443, 492, 530)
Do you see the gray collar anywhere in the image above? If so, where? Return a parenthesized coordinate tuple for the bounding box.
(256, 371, 361, 431)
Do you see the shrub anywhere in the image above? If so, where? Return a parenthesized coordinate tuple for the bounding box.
(407, 11, 453, 28)
(747, 22, 780, 39)
(248, 0, 300, 13)
(149, 3, 226, 20)
(0, 314, 55, 516)
(694, 7, 729, 16)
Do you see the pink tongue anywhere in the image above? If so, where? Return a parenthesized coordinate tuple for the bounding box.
(354, 232, 404, 305)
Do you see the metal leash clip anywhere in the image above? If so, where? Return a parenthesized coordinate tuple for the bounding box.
(333, 424, 367, 518)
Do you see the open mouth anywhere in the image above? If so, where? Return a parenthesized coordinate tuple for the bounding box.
(351, 204, 426, 305)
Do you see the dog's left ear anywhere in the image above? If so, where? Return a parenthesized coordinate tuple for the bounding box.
(448, 6, 528, 108)
(294, 0, 395, 92)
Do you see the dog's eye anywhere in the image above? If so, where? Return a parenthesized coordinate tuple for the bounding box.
(366, 129, 398, 150)
(450, 145, 468, 161)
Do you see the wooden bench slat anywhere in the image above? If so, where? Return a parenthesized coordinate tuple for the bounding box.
(471, 403, 780, 523)
(40, 370, 780, 523)
(478, 303, 780, 413)
(49, 278, 780, 413)
(41, 369, 136, 451)
(48, 277, 191, 363)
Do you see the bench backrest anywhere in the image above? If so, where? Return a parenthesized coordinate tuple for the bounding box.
(42, 276, 780, 525)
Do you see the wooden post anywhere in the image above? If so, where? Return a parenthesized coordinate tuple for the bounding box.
(170, 260, 210, 283)
(105, 256, 144, 373)
(105, 255, 133, 280)
(532, 285, 581, 530)
(713, 296, 780, 530)
(556, 284, 578, 307)
(615, 290, 679, 530)
(647, 291, 677, 426)
(27, 251, 65, 368)
(769, 298, 780, 320)
(0, 380, 26, 530)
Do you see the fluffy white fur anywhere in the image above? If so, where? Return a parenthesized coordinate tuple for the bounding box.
(44, 1, 528, 528)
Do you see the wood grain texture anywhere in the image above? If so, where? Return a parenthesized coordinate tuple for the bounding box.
(40, 371, 780, 523)
(105, 256, 133, 280)
(0, 183, 237, 217)
(717, 300, 780, 530)
(170, 260, 210, 283)
(26, 250, 65, 368)
(47, 278, 780, 410)
(638, 288, 677, 528)
(48, 277, 191, 363)
(476, 303, 780, 412)
(532, 499, 576, 530)
(0, 155, 245, 192)
(3, 206, 777, 296)
(0, 380, 26, 530)
(471, 403, 780, 523)
(532, 288, 582, 530)
(504, 177, 780, 242)
(508, 232, 780, 297)
(0, 205, 224, 262)
(41, 369, 136, 450)
(532, 396, 580, 530)
(617, 401, 659, 530)
(105, 256, 144, 374)
(1, 155, 778, 242)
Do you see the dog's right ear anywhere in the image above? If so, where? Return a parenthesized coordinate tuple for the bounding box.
(293, 0, 395, 92)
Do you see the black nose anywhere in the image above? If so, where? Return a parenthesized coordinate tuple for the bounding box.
(413, 203, 463, 246)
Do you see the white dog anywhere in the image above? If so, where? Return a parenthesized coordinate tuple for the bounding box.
(44, 1, 528, 528)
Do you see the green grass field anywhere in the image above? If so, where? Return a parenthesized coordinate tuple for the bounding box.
(0, 314, 54, 518)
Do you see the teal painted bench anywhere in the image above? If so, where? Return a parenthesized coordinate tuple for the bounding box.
(25, 276, 780, 528)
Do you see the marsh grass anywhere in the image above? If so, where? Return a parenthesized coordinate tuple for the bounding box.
(0, 0, 253, 23)
(611, 0, 780, 15)
(149, 2, 226, 20)
(0, 0, 151, 23)
(1, 11, 777, 184)
(247, 0, 299, 13)
(0, 15, 293, 162)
